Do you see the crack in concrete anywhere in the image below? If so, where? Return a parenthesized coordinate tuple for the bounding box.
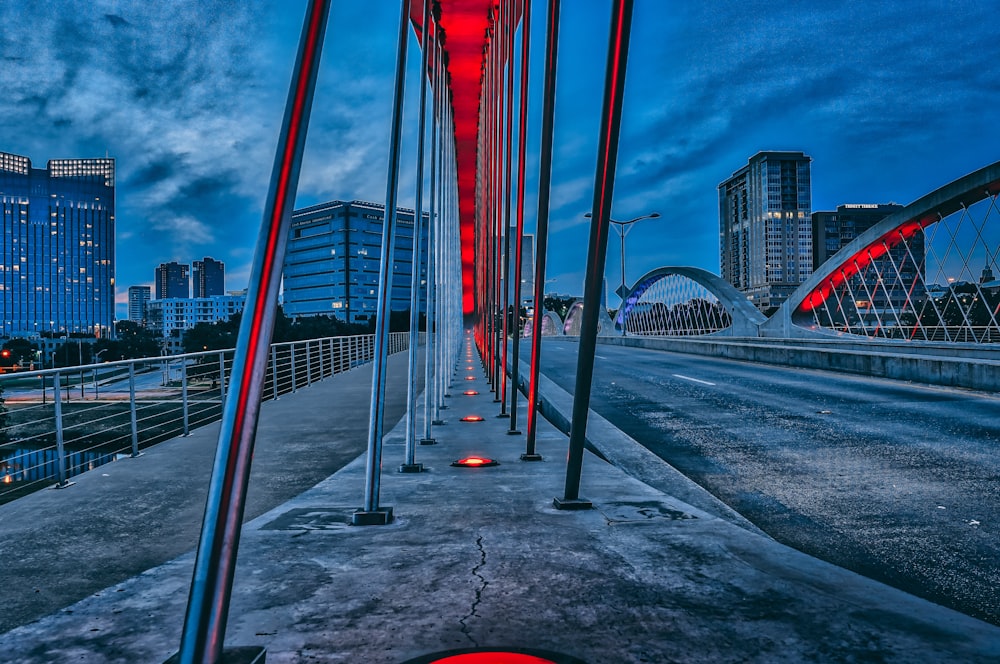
(459, 534, 488, 646)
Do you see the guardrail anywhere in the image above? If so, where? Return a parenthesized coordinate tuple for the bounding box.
(0, 332, 411, 504)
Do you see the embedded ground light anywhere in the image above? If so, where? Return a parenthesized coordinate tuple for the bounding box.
(460, 415, 484, 422)
(451, 456, 498, 468)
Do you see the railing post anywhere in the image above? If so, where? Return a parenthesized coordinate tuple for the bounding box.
(129, 362, 141, 457)
(306, 340, 313, 385)
(290, 343, 298, 393)
(270, 346, 279, 400)
(52, 371, 70, 488)
(182, 360, 190, 437)
(217, 351, 227, 403)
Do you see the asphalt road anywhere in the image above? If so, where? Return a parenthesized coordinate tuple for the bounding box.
(539, 339, 1000, 626)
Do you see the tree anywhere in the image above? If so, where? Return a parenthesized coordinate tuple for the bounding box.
(2, 338, 39, 368)
(114, 320, 162, 359)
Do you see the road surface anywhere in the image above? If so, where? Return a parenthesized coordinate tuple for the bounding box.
(540, 339, 1000, 625)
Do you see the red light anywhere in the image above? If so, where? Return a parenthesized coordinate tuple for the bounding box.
(460, 415, 484, 422)
(463, 390, 479, 396)
(452, 456, 498, 468)
(465, 376, 476, 381)
(0, 350, 10, 358)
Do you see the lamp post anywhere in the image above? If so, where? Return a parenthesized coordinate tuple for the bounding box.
(584, 210, 660, 334)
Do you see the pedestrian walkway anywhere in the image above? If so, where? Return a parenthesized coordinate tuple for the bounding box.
(1, 332, 999, 662)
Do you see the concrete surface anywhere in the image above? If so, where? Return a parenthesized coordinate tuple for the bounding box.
(1, 332, 1000, 662)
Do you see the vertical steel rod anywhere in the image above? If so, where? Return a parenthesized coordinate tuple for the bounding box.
(560, 0, 634, 507)
(182, 360, 190, 436)
(424, 36, 442, 433)
(290, 343, 298, 392)
(270, 346, 279, 400)
(176, 1, 330, 660)
(358, 0, 411, 522)
(128, 362, 140, 457)
(524, 0, 561, 459)
(507, 0, 531, 435)
(52, 371, 67, 486)
(404, 0, 432, 468)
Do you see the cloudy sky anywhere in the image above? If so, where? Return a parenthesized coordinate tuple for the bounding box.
(2, 0, 998, 317)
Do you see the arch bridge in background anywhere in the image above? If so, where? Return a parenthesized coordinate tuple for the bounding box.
(618, 266, 766, 337)
(762, 160, 1000, 342)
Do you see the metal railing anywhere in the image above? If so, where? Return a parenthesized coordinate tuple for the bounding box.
(0, 332, 411, 504)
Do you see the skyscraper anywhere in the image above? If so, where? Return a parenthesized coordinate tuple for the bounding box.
(127, 285, 151, 324)
(155, 262, 189, 299)
(0, 151, 116, 338)
(719, 151, 812, 313)
(283, 200, 429, 324)
(193, 257, 225, 297)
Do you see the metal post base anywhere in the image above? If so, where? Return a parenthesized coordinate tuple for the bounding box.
(419, 437, 438, 445)
(165, 646, 266, 663)
(352, 506, 394, 526)
(432, 419, 446, 426)
(496, 413, 510, 419)
(553, 497, 593, 511)
(399, 463, 424, 473)
(520, 453, 543, 461)
(506, 429, 522, 436)
(51, 480, 76, 490)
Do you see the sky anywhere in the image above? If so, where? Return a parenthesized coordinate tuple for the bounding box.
(1, 0, 998, 319)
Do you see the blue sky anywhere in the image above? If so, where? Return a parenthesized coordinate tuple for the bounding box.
(1, 0, 998, 317)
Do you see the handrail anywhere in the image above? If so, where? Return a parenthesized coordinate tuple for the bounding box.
(0, 332, 413, 504)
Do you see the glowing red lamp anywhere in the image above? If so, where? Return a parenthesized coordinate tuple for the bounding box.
(465, 376, 476, 381)
(460, 415, 484, 422)
(451, 456, 498, 468)
(463, 390, 479, 396)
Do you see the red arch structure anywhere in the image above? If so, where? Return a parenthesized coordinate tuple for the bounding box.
(410, 1, 523, 314)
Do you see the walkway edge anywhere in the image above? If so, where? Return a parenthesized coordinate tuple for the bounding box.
(519, 359, 767, 535)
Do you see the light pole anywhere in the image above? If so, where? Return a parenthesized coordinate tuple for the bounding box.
(584, 210, 660, 334)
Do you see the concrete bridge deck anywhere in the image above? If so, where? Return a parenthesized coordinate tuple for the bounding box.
(1, 338, 998, 663)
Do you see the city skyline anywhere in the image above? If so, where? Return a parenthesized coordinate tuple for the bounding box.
(1, 1, 997, 320)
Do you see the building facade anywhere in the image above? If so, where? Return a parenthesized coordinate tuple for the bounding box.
(283, 200, 429, 324)
(719, 151, 812, 313)
(146, 294, 245, 354)
(155, 261, 190, 299)
(811, 204, 905, 269)
(811, 203, 925, 331)
(127, 285, 151, 324)
(0, 151, 116, 338)
(193, 257, 225, 297)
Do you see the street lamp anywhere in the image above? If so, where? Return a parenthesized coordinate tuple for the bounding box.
(584, 210, 660, 334)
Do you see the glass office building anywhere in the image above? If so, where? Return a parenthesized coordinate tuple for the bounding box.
(283, 200, 429, 324)
(719, 151, 812, 314)
(0, 151, 116, 338)
(128, 285, 151, 324)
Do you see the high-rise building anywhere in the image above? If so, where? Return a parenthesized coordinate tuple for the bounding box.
(811, 204, 905, 269)
(283, 200, 429, 324)
(719, 151, 812, 313)
(0, 151, 116, 338)
(193, 257, 225, 297)
(155, 261, 189, 299)
(127, 285, 151, 324)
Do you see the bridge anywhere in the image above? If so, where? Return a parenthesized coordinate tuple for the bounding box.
(2, 1, 1000, 662)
